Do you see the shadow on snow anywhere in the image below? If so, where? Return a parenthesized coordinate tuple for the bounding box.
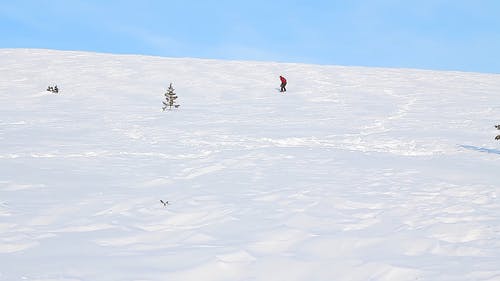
(460, 145, 500, 155)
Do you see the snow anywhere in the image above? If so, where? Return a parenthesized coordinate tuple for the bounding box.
(1, 48, 500, 281)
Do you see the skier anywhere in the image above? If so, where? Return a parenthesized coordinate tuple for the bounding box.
(279, 75, 287, 92)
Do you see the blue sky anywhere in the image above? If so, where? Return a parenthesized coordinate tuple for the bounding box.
(1, 0, 499, 73)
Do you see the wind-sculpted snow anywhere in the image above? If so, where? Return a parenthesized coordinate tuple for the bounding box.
(1, 49, 500, 281)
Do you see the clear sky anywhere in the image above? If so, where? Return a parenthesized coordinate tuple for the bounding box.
(1, 0, 499, 73)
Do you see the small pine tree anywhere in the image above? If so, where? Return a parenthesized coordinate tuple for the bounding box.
(162, 83, 179, 111)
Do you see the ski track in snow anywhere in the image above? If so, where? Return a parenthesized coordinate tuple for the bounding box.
(1, 49, 500, 281)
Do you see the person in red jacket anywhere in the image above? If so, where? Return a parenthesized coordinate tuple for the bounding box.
(279, 75, 287, 92)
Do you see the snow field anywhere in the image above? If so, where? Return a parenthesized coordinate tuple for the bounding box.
(1, 49, 500, 280)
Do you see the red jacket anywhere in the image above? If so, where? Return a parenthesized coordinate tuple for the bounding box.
(280, 76, 287, 84)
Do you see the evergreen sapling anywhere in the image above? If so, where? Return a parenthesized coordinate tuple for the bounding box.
(162, 83, 180, 111)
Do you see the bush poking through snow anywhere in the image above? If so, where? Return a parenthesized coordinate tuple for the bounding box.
(46, 85, 59, 93)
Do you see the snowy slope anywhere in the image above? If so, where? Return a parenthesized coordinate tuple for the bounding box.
(1, 49, 500, 281)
